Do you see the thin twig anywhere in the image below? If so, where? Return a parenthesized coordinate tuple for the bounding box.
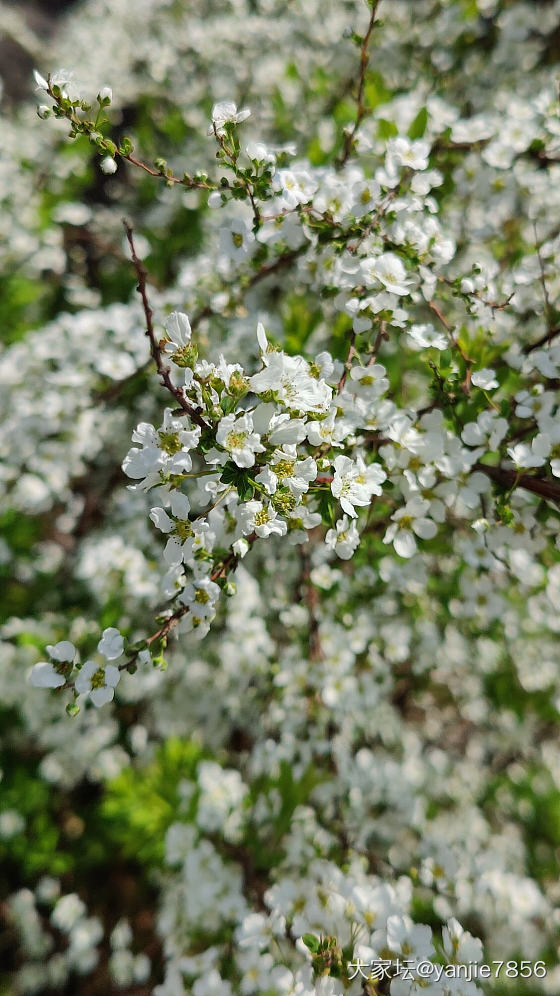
(338, 330, 357, 391)
(474, 462, 560, 506)
(533, 219, 553, 335)
(96, 244, 307, 406)
(123, 154, 214, 190)
(297, 547, 322, 662)
(338, 0, 381, 167)
(122, 219, 210, 431)
(523, 325, 560, 354)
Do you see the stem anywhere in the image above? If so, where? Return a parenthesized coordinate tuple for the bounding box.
(122, 220, 211, 432)
(338, 0, 381, 167)
(474, 462, 560, 506)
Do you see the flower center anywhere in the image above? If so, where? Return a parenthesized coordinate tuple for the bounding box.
(174, 520, 193, 540)
(91, 667, 106, 690)
(158, 431, 182, 455)
(273, 458, 295, 479)
(225, 430, 247, 449)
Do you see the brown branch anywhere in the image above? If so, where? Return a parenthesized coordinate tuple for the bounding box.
(297, 547, 322, 662)
(121, 534, 257, 672)
(122, 219, 210, 431)
(338, 330, 357, 391)
(533, 219, 554, 336)
(522, 325, 560, 354)
(317, 463, 560, 508)
(428, 299, 454, 333)
(474, 462, 560, 506)
(367, 320, 387, 365)
(429, 299, 472, 377)
(96, 245, 307, 407)
(123, 154, 214, 190)
(337, 0, 381, 167)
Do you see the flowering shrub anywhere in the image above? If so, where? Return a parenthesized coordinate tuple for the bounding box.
(2, 0, 560, 993)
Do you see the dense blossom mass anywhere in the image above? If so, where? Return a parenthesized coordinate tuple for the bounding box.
(2, 0, 560, 993)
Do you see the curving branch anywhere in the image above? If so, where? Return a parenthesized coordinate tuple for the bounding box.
(123, 220, 211, 431)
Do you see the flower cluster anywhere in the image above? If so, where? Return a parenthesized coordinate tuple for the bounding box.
(3, 0, 560, 994)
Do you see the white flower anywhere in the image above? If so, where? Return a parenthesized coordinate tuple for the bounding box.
(232, 537, 250, 558)
(123, 411, 201, 488)
(210, 101, 251, 134)
(348, 364, 389, 399)
(273, 168, 318, 209)
(97, 627, 124, 660)
(165, 311, 192, 347)
(471, 367, 498, 389)
(361, 252, 412, 295)
(110, 919, 133, 951)
(441, 918, 483, 964)
(237, 500, 287, 538)
(75, 660, 121, 707)
(386, 136, 431, 172)
(461, 410, 508, 449)
(33, 69, 49, 92)
(29, 641, 75, 689)
(46, 640, 76, 662)
(51, 893, 86, 931)
(407, 323, 448, 350)
(331, 455, 386, 517)
(98, 86, 112, 103)
(29, 662, 66, 689)
(383, 498, 438, 557)
(179, 577, 221, 618)
(216, 413, 265, 468)
(325, 516, 360, 559)
(507, 434, 550, 469)
(34, 68, 74, 93)
(100, 157, 118, 175)
(219, 219, 255, 262)
(249, 352, 332, 414)
(267, 448, 317, 498)
(385, 914, 434, 959)
(349, 179, 381, 219)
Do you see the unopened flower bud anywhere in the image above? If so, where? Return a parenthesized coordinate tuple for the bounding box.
(100, 156, 118, 175)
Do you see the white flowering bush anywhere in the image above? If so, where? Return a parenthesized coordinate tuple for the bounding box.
(2, 0, 560, 993)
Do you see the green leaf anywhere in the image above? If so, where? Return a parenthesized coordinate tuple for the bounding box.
(302, 934, 321, 953)
(220, 461, 255, 500)
(377, 118, 399, 140)
(408, 106, 428, 140)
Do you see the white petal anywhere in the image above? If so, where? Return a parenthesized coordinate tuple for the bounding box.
(46, 641, 76, 663)
(74, 673, 91, 694)
(394, 531, 417, 558)
(97, 628, 124, 660)
(413, 517, 438, 540)
(29, 662, 65, 689)
(149, 507, 174, 533)
(33, 69, 48, 91)
(90, 687, 115, 707)
(104, 665, 121, 689)
(340, 497, 357, 518)
(170, 492, 191, 518)
(256, 322, 268, 354)
(163, 537, 183, 565)
(165, 311, 191, 346)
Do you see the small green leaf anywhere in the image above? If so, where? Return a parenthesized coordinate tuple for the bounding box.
(408, 106, 428, 140)
(302, 934, 320, 953)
